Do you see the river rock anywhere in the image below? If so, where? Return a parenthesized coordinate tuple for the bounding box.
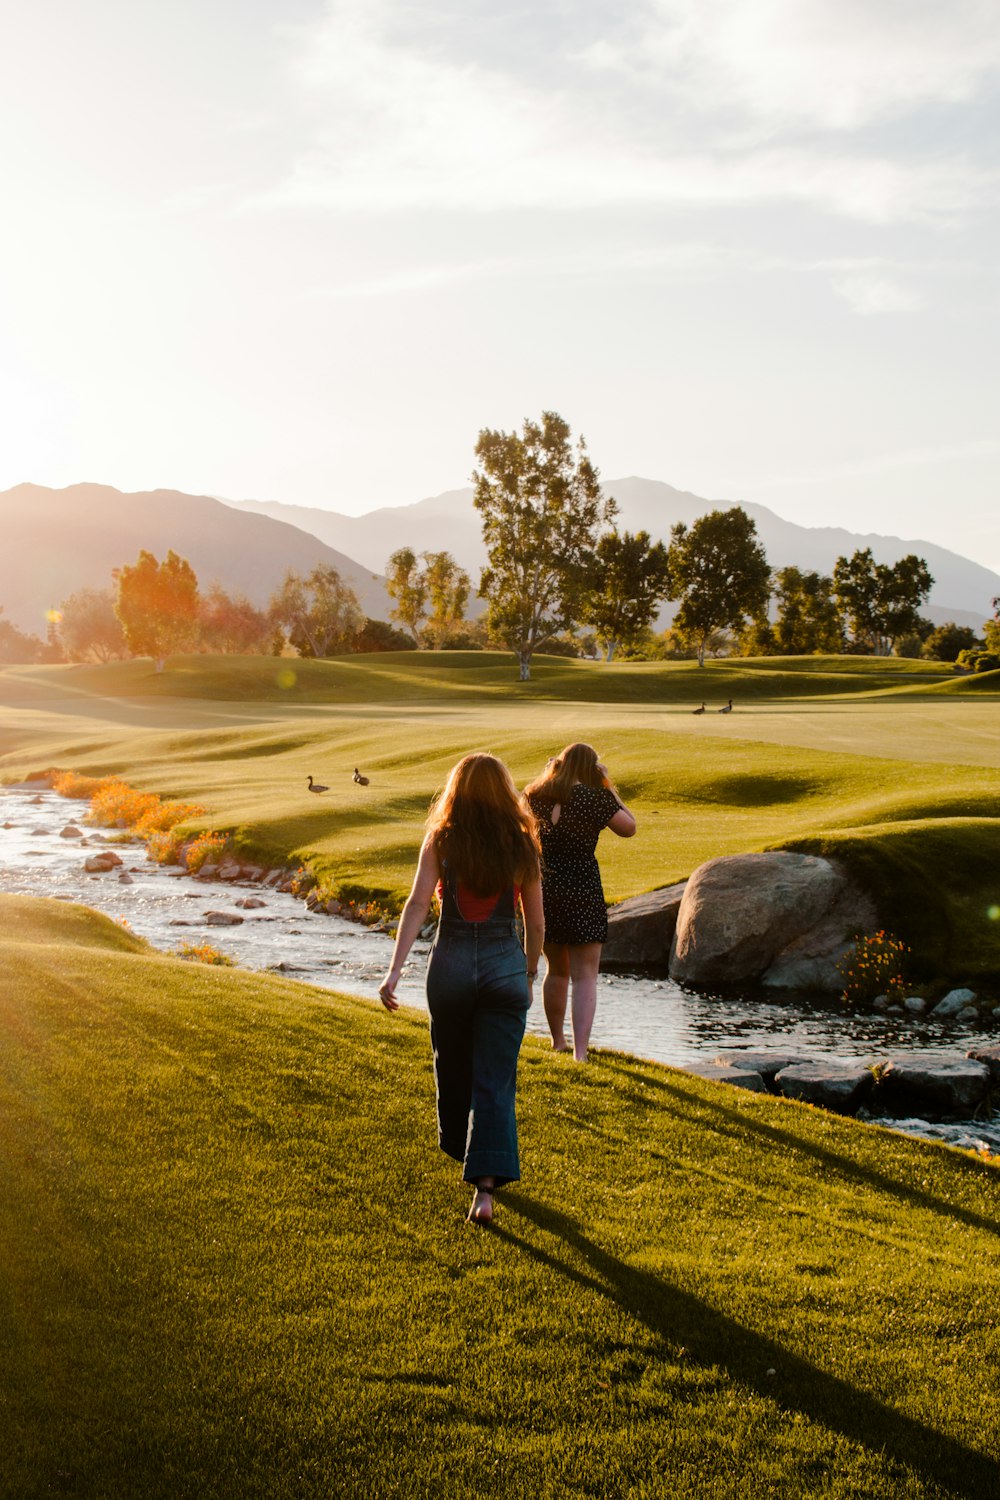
(931, 988, 978, 1018)
(217, 862, 243, 881)
(197, 863, 220, 880)
(604, 882, 687, 966)
(966, 1044, 1000, 1083)
(242, 865, 264, 882)
(880, 1058, 990, 1119)
(670, 853, 877, 991)
(117, 872, 134, 885)
(774, 1062, 873, 1114)
(684, 1062, 768, 1093)
(31, 827, 49, 836)
(903, 996, 926, 1014)
(59, 824, 83, 838)
(83, 851, 123, 872)
(204, 910, 244, 926)
(235, 897, 267, 910)
(712, 1050, 809, 1087)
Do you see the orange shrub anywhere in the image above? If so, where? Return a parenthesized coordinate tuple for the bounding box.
(184, 831, 230, 873)
(176, 941, 234, 966)
(88, 780, 161, 829)
(134, 799, 205, 837)
(53, 770, 114, 800)
(146, 829, 187, 865)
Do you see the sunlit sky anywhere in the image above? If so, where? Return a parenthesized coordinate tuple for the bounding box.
(1, 1, 998, 568)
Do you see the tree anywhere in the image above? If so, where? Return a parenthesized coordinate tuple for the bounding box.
(269, 566, 364, 658)
(473, 411, 615, 680)
(582, 529, 671, 661)
(921, 621, 980, 663)
(832, 549, 934, 655)
(351, 617, 418, 653)
(0, 607, 45, 664)
(58, 588, 127, 663)
(984, 598, 1000, 653)
(422, 551, 471, 647)
(772, 567, 844, 655)
(385, 548, 428, 643)
(114, 550, 200, 670)
(666, 507, 770, 667)
(198, 584, 272, 655)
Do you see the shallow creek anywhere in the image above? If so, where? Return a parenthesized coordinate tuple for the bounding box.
(3, 784, 998, 1154)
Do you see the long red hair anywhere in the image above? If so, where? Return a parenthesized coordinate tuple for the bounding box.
(427, 753, 540, 896)
(524, 742, 612, 805)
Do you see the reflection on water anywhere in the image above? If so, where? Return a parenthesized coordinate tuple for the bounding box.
(2, 786, 997, 1152)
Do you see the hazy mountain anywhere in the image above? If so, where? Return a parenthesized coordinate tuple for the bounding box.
(229, 478, 999, 631)
(0, 483, 390, 632)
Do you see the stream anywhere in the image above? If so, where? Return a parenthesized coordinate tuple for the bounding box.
(3, 783, 999, 1155)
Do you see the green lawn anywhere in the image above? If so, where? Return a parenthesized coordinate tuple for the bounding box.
(1, 653, 998, 976)
(3, 894, 1000, 1499)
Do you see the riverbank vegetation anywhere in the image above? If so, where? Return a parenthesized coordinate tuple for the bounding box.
(1, 653, 998, 978)
(2, 892, 999, 1498)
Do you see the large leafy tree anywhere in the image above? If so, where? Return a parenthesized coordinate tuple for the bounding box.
(385, 548, 429, 642)
(666, 507, 770, 667)
(198, 584, 272, 655)
(269, 565, 364, 659)
(772, 567, 844, 655)
(473, 411, 615, 680)
(832, 549, 933, 655)
(984, 597, 1000, 653)
(582, 529, 671, 661)
(114, 550, 200, 671)
(0, 607, 45, 664)
(58, 588, 128, 663)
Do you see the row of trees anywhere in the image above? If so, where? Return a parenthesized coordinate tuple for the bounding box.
(0, 556, 416, 668)
(467, 411, 953, 676)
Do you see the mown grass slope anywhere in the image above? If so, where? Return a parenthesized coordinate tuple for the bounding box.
(3, 893, 1000, 1499)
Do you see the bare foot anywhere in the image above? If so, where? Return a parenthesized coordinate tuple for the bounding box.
(467, 1182, 495, 1225)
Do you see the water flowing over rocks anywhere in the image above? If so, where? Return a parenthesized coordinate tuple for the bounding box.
(668, 852, 878, 991)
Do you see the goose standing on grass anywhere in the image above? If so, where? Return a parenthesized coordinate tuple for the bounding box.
(353, 767, 370, 786)
(719, 699, 733, 714)
(306, 775, 329, 793)
(692, 703, 706, 715)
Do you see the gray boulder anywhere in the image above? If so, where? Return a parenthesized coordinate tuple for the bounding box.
(774, 1062, 874, 1114)
(83, 851, 123, 873)
(217, 862, 243, 881)
(684, 1062, 768, 1093)
(603, 882, 687, 966)
(204, 910, 244, 927)
(967, 1044, 1000, 1083)
(931, 988, 978, 1018)
(880, 1058, 991, 1119)
(670, 853, 877, 991)
(712, 1050, 809, 1087)
(903, 996, 926, 1014)
(235, 897, 267, 910)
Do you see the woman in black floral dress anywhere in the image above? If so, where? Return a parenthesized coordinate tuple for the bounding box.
(525, 744, 636, 1060)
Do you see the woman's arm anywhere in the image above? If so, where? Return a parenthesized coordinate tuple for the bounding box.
(597, 763, 637, 839)
(519, 873, 545, 993)
(378, 835, 440, 1012)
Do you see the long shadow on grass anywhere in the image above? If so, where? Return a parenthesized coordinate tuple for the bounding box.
(602, 1059, 1000, 1242)
(499, 1194, 999, 1496)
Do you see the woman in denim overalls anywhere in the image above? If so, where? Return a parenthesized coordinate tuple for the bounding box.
(379, 755, 545, 1225)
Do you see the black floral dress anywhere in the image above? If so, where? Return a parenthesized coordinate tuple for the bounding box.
(528, 783, 621, 945)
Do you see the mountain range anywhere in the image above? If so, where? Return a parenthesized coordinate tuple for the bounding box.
(229, 477, 999, 632)
(0, 483, 390, 634)
(1, 477, 996, 638)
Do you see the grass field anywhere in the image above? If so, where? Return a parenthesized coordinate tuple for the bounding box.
(1, 653, 998, 977)
(3, 893, 1000, 1499)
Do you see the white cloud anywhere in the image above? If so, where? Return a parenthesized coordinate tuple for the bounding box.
(263, 0, 999, 224)
(833, 273, 923, 315)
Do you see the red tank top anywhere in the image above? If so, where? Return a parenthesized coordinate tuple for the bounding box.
(437, 879, 521, 922)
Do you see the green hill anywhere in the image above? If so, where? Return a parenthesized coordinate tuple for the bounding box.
(3, 893, 1000, 1498)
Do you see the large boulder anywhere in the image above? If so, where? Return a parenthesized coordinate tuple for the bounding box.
(967, 1044, 1000, 1084)
(879, 1058, 991, 1119)
(669, 852, 876, 991)
(774, 1062, 874, 1114)
(712, 1050, 810, 1087)
(603, 882, 687, 966)
(683, 1062, 768, 1093)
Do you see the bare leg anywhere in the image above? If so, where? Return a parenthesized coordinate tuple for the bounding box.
(568, 943, 603, 1062)
(542, 943, 571, 1050)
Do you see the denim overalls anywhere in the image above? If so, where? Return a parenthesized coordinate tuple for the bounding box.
(426, 871, 531, 1187)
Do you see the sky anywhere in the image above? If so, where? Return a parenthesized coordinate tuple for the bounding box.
(1, 0, 998, 569)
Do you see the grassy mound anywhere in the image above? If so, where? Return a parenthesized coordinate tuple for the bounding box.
(781, 819, 1000, 982)
(3, 893, 1000, 1498)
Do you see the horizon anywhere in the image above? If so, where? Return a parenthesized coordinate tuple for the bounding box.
(1, 3, 998, 570)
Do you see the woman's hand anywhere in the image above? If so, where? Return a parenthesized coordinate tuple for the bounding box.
(379, 970, 401, 1012)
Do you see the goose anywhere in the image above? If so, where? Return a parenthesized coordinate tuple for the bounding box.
(353, 767, 370, 786)
(692, 703, 706, 715)
(719, 699, 733, 714)
(306, 775, 328, 793)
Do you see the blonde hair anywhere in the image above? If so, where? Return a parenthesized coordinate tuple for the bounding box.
(426, 753, 540, 896)
(524, 742, 610, 805)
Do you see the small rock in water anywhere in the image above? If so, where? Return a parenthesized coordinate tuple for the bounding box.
(2, 821, 15, 829)
(29, 795, 43, 804)
(31, 827, 49, 837)
(118, 872, 134, 885)
(84, 852, 123, 873)
(903, 996, 926, 1015)
(872, 995, 890, 1012)
(204, 910, 244, 926)
(958, 1006, 979, 1023)
(993, 1007, 1000, 1020)
(235, 897, 267, 909)
(931, 988, 978, 1018)
(59, 825, 83, 838)
(169, 919, 194, 927)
